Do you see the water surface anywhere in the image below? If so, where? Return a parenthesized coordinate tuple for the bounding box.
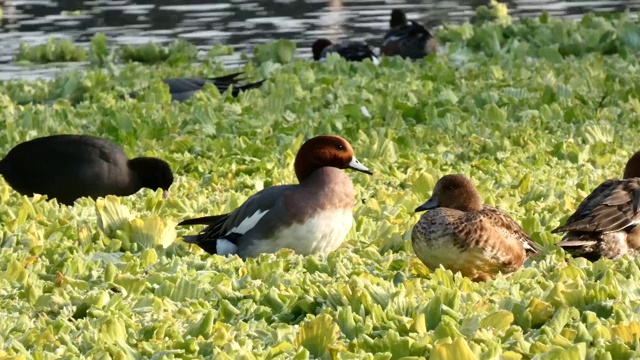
(1, 0, 639, 79)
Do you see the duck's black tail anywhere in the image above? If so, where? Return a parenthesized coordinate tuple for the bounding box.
(178, 214, 229, 227)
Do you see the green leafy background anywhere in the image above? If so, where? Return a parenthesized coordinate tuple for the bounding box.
(2, 7, 640, 359)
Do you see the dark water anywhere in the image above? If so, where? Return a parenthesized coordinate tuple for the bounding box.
(0, 0, 639, 80)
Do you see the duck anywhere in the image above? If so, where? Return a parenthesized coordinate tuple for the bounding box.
(178, 135, 372, 258)
(411, 174, 541, 281)
(381, 9, 438, 60)
(552, 151, 640, 261)
(0, 134, 174, 205)
(311, 39, 380, 64)
(124, 72, 265, 102)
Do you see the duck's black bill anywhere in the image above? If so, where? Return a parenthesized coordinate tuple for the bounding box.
(415, 197, 438, 212)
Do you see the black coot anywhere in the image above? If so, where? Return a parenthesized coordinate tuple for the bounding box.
(0, 134, 174, 205)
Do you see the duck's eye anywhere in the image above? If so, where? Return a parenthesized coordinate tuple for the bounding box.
(335, 144, 345, 151)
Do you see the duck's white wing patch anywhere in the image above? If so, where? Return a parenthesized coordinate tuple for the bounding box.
(371, 56, 380, 66)
(226, 209, 270, 235)
(383, 35, 404, 44)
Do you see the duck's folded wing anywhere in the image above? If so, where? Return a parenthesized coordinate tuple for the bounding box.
(404, 21, 428, 39)
(164, 72, 245, 91)
(165, 76, 264, 98)
(183, 185, 297, 246)
(163, 78, 208, 93)
(335, 42, 376, 62)
(124, 72, 260, 100)
(433, 208, 533, 268)
(161, 75, 236, 94)
(481, 206, 542, 256)
(383, 21, 430, 43)
(383, 26, 407, 44)
(121, 78, 202, 100)
(552, 178, 640, 233)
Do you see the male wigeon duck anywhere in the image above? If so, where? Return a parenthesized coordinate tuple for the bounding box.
(311, 39, 380, 64)
(381, 9, 438, 60)
(552, 151, 640, 261)
(124, 72, 265, 102)
(0, 135, 173, 205)
(178, 135, 372, 258)
(411, 174, 541, 281)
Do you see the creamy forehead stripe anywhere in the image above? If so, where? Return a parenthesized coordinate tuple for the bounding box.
(226, 209, 270, 236)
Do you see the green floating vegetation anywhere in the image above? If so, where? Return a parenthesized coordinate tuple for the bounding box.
(117, 40, 199, 65)
(253, 39, 298, 65)
(89, 33, 111, 67)
(15, 38, 88, 64)
(2, 5, 640, 359)
(439, 10, 640, 59)
(15, 36, 220, 66)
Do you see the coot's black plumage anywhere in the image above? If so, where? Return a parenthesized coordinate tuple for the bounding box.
(0, 135, 174, 205)
(124, 72, 265, 102)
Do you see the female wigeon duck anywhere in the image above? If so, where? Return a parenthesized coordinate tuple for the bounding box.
(411, 174, 541, 281)
(0, 135, 173, 205)
(552, 151, 640, 261)
(178, 135, 372, 258)
(124, 72, 265, 102)
(312, 39, 380, 65)
(381, 9, 438, 60)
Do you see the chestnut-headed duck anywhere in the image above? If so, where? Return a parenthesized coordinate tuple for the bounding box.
(552, 151, 640, 261)
(124, 72, 265, 102)
(381, 9, 438, 60)
(0, 135, 173, 205)
(411, 174, 541, 281)
(312, 39, 380, 65)
(178, 135, 373, 258)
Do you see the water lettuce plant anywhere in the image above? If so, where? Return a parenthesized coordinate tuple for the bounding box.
(117, 40, 199, 65)
(2, 8, 640, 359)
(15, 38, 88, 64)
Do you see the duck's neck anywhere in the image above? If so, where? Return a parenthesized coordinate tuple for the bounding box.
(456, 192, 483, 212)
(623, 151, 640, 178)
(299, 167, 350, 185)
(295, 160, 321, 183)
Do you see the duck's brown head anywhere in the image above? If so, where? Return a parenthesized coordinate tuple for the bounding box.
(415, 174, 483, 212)
(294, 135, 373, 182)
